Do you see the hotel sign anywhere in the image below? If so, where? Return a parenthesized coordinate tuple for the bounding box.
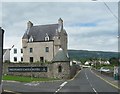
(8, 67, 47, 72)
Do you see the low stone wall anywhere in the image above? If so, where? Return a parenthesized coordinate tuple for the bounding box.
(3, 63, 52, 78)
(70, 64, 81, 78)
(3, 63, 80, 79)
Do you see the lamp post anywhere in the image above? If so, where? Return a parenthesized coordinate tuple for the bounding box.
(0, 27, 4, 94)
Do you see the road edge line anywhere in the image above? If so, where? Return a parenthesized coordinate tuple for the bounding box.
(4, 90, 21, 94)
(69, 70, 81, 81)
(91, 69, 120, 90)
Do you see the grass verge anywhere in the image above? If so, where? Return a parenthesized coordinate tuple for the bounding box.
(2, 75, 59, 82)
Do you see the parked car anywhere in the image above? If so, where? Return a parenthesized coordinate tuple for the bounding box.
(99, 67, 110, 72)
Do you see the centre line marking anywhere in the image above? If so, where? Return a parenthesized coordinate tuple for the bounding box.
(85, 69, 98, 94)
(85, 72, 89, 80)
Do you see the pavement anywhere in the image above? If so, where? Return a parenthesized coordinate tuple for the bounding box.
(2, 68, 120, 94)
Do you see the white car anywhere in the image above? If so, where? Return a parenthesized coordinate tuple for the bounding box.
(99, 67, 110, 72)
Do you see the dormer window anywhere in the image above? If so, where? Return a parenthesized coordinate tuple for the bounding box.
(45, 33, 49, 41)
(29, 36, 33, 42)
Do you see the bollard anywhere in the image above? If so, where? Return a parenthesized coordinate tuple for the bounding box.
(0, 27, 4, 94)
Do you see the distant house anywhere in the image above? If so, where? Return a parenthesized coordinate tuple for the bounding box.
(3, 49, 10, 62)
(84, 61, 90, 65)
(3, 46, 23, 63)
(99, 61, 110, 65)
(22, 18, 68, 63)
(10, 40, 23, 63)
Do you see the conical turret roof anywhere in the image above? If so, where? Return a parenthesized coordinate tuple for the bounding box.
(52, 48, 70, 62)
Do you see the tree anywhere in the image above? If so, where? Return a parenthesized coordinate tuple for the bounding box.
(109, 57, 118, 65)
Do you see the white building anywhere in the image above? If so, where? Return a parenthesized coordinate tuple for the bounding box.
(85, 61, 90, 65)
(10, 40, 23, 63)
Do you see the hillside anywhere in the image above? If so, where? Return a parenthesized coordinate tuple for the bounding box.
(68, 50, 118, 61)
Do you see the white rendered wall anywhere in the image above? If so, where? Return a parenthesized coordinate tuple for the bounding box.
(10, 40, 23, 63)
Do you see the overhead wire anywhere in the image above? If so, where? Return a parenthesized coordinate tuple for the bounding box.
(103, 1, 120, 23)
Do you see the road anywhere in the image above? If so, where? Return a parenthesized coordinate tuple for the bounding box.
(58, 68, 119, 94)
(2, 68, 119, 94)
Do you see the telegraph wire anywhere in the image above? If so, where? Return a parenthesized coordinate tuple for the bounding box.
(103, 1, 120, 23)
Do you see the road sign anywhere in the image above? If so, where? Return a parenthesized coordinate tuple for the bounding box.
(8, 67, 47, 72)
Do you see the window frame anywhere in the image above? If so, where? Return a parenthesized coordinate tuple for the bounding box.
(30, 57, 33, 62)
(58, 65, 62, 73)
(21, 57, 23, 62)
(40, 57, 44, 62)
(21, 49, 23, 53)
(30, 48, 33, 53)
(14, 48, 17, 54)
(14, 57, 17, 62)
(45, 47, 49, 52)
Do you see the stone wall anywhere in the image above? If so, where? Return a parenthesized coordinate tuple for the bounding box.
(70, 64, 81, 78)
(3, 63, 52, 78)
(3, 62, 79, 79)
(22, 41, 54, 62)
(52, 62, 70, 79)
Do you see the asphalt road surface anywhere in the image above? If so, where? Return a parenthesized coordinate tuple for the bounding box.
(57, 68, 119, 94)
(2, 68, 119, 94)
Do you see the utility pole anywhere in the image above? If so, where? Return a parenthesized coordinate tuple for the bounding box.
(0, 27, 4, 94)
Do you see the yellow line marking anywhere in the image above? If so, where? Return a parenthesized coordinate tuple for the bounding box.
(91, 69, 120, 90)
(4, 90, 21, 94)
(69, 70, 81, 81)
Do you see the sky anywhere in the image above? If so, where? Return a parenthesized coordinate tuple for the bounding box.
(1, 0, 119, 52)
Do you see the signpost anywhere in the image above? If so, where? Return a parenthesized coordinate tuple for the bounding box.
(114, 66, 119, 80)
(0, 27, 4, 94)
(8, 67, 47, 72)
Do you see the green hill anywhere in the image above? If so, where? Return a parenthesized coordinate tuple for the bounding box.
(68, 50, 118, 61)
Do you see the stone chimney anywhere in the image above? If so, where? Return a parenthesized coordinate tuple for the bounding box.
(27, 21, 33, 30)
(58, 18, 63, 32)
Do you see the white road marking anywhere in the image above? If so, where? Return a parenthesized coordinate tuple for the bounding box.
(85, 72, 89, 80)
(24, 83, 39, 86)
(93, 88, 97, 93)
(85, 69, 98, 94)
(60, 81, 67, 87)
(3, 80, 20, 83)
(54, 81, 67, 94)
(4, 90, 22, 94)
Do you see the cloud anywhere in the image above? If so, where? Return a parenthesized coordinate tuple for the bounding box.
(1, 0, 119, 2)
(2, 2, 118, 52)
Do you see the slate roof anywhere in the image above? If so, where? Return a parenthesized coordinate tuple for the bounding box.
(22, 24, 59, 41)
(3, 49, 7, 54)
(52, 49, 70, 62)
(3, 49, 10, 54)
